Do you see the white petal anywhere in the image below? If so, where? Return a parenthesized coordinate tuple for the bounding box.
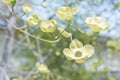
(63, 48, 74, 60)
(83, 45, 95, 58)
(69, 39, 83, 49)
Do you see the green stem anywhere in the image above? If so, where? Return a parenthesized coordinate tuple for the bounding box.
(56, 20, 72, 39)
(5, 18, 60, 43)
(49, 32, 55, 39)
(25, 28, 31, 49)
(68, 20, 73, 41)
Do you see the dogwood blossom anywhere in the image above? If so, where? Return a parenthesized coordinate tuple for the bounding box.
(63, 39, 95, 63)
(85, 17, 109, 32)
(56, 7, 79, 20)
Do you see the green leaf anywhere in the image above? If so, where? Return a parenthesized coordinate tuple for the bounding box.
(11, 0, 16, 8)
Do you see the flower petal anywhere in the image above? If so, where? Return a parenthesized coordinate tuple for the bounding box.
(59, 7, 71, 13)
(22, 4, 32, 13)
(27, 14, 40, 27)
(69, 39, 83, 49)
(85, 17, 109, 32)
(83, 45, 95, 58)
(40, 20, 57, 32)
(56, 11, 66, 19)
(85, 17, 91, 24)
(63, 48, 74, 60)
(56, 7, 78, 20)
(99, 22, 109, 30)
(88, 24, 101, 32)
(75, 57, 88, 64)
(71, 7, 79, 15)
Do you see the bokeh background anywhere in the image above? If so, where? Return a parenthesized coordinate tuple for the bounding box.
(0, 0, 120, 80)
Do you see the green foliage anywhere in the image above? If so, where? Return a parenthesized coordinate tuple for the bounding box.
(114, 2, 120, 8)
(109, 76, 117, 80)
(92, 59, 104, 69)
(11, 0, 16, 8)
(107, 39, 120, 52)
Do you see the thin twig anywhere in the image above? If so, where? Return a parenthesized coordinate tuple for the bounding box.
(24, 67, 36, 80)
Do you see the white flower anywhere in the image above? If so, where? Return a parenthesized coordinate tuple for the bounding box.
(56, 7, 79, 20)
(85, 17, 109, 32)
(36, 63, 50, 74)
(40, 20, 57, 33)
(63, 39, 95, 63)
(22, 4, 32, 13)
(27, 14, 40, 27)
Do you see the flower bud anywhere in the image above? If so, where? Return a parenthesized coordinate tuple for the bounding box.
(27, 14, 40, 27)
(22, 4, 32, 13)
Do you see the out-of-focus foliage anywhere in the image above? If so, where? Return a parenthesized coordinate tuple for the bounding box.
(107, 39, 120, 52)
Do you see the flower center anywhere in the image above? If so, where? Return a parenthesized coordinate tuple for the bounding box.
(75, 51, 82, 57)
(48, 25, 52, 29)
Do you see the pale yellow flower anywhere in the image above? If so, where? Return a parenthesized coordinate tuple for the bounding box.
(40, 20, 57, 32)
(58, 27, 72, 38)
(27, 14, 40, 27)
(36, 63, 50, 74)
(85, 17, 109, 32)
(63, 39, 95, 63)
(22, 4, 32, 13)
(56, 7, 79, 20)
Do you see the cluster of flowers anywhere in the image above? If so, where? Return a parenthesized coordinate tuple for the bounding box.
(26, 7, 109, 63)
(2, 0, 109, 64)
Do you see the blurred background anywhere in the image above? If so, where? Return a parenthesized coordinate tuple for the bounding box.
(0, 0, 120, 80)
